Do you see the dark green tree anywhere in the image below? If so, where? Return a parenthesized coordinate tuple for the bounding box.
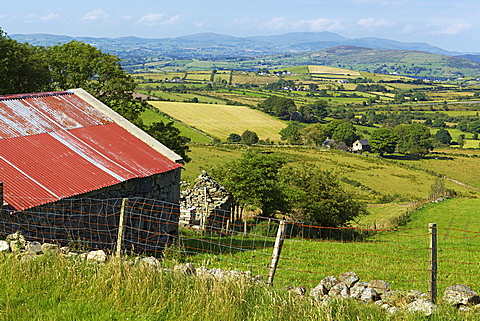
(211, 150, 289, 217)
(227, 133, 242, 143)
(241, 130, 259, 145)
(369, 128, 398, 156)
(279, 122, 306, 144)
(258, 96, 296, 120)
(281, 166, 367, 227)
(435, 128, 452, 145)
(145, 121, 191, 162)
(0, 28, 51, 94)
(301, 123, 330, 146)
(44, 41, 143, 127)
(395, 123, 434, 158)
(332, 121, 359, 146)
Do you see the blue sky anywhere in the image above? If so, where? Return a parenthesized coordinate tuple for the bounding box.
(1, 0, 480, 52)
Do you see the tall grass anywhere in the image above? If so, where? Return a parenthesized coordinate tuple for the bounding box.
(0, 253, 470, 320)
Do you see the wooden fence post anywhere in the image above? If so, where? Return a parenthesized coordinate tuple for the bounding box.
(429, 223, 437, 303)
(115, 198, 128, 258)
(267, 220, 287, 285)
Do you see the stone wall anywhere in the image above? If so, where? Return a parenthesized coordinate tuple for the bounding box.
(180, 171, 231, 229)
(0, 168, 182, 253)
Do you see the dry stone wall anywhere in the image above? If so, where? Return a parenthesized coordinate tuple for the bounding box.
(180, 171, 231, 229)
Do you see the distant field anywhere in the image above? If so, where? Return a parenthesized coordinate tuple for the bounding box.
(308, 65, 361, 76)
(140, 108, 213, 144)
(149, 101, 286, 142)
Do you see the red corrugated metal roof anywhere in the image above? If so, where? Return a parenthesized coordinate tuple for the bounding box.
(0, 91, 182, 212)
(0, 92, 112, 138)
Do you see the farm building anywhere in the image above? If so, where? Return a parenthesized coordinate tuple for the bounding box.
(0, 88, 183, 252)
(352, 139, 372, 153)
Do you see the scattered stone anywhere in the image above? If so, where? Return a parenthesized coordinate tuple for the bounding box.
(350, 283, 367, 300)
(329, 282, 349, 299)
(86, 250, 107, 263)
(368, 279, 390, 295)
(139, 256, 161, 269)
(0, 240, 9, 252)
(360, 287, 381, 303)
(405, 298, 438, 316)
(25, 241, 42, 254)
(444, 284, 480, 306)
(41, 243, 60, 254)
(320, 276, 340, 291)
(173, 263, 196, 275)
(339, 271, 359, 287)
(7, 232, 26, 252)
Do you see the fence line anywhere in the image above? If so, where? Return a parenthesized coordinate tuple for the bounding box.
(1, 197, 479, 294)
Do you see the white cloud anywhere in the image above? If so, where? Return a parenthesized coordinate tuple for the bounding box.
(82, 9, 109, 22)
(136, 13, 183, 26)
(39, 13, 59, 22)
(161, 14, 183, 26)
(438, 23, 471, 35)
(357, 17, 396, 30)
(263, 17, 288, 30)
(297, 18, 346, 32)
(136, 13, 165, 25)
(261, 17, 345, 32)
(232, 17, 252, 25)
(400, 24, 416, 34)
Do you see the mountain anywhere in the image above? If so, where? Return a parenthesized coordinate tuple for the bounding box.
(11, 31, 467, 58)
(10, 32, 480, 77)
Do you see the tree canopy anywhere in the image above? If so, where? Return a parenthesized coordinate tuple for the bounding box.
(394, 123, 434, 158)
(369, 128, 398, 156)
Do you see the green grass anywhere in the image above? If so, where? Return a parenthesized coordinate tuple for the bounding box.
(6, 252, 468, 320)
(140, 108, 213, 144)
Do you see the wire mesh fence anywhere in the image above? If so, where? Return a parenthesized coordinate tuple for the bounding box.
(1, 197, 479, 295)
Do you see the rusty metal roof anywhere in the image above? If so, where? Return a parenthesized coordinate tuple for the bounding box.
(0, 91, 182, 211)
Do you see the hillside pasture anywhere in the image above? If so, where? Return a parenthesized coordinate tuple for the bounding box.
(149, 101, 286, 142)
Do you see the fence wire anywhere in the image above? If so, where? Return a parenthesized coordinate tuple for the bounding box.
(1, 197, 479, 294)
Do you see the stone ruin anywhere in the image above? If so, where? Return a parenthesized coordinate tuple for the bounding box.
(179, 171, 231, 230)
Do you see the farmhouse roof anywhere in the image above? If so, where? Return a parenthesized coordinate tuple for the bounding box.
(0, 88, 183, 212)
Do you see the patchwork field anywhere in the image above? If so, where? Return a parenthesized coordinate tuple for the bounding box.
(149, 101, 286, 142)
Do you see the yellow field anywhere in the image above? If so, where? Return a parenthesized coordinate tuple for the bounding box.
(149, 101, 285, 141)
(308, 65, 361, 76)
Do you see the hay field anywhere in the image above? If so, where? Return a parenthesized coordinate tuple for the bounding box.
(308, 65, 361, 76)
(149, 101, 285, 141)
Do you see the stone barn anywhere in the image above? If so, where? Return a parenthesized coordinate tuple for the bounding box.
(0, 88, 183, 252)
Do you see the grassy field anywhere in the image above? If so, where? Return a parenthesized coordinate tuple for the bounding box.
(149, 101, 286, 142)
(140, 108, 213, 144)
(308, 65, 361, 76)
(3, 198, 480, 320)
(181, 145, 478, 202)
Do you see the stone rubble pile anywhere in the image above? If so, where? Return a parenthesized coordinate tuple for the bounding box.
(179, 171, 231, 227)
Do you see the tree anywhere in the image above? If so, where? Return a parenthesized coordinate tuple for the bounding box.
(227, 133, 242, 143)
(44, 41, 144, 127)
(458, 134, 465, 148)
(301, 123, 330, 146)
(211, 150, 289, 217)
(145, 121, 191, 162)
(369, 128, 398, 156)
(281, 166, 367, 226)
(279, 122, 306, 144)
(394, 123, 434, 158)
(258, 96, 296, 120)
(241, 130, 259, 145)
(0, 28, 51, 94)
(435, 128, 452, 145)
(332, 121, 359, 146)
